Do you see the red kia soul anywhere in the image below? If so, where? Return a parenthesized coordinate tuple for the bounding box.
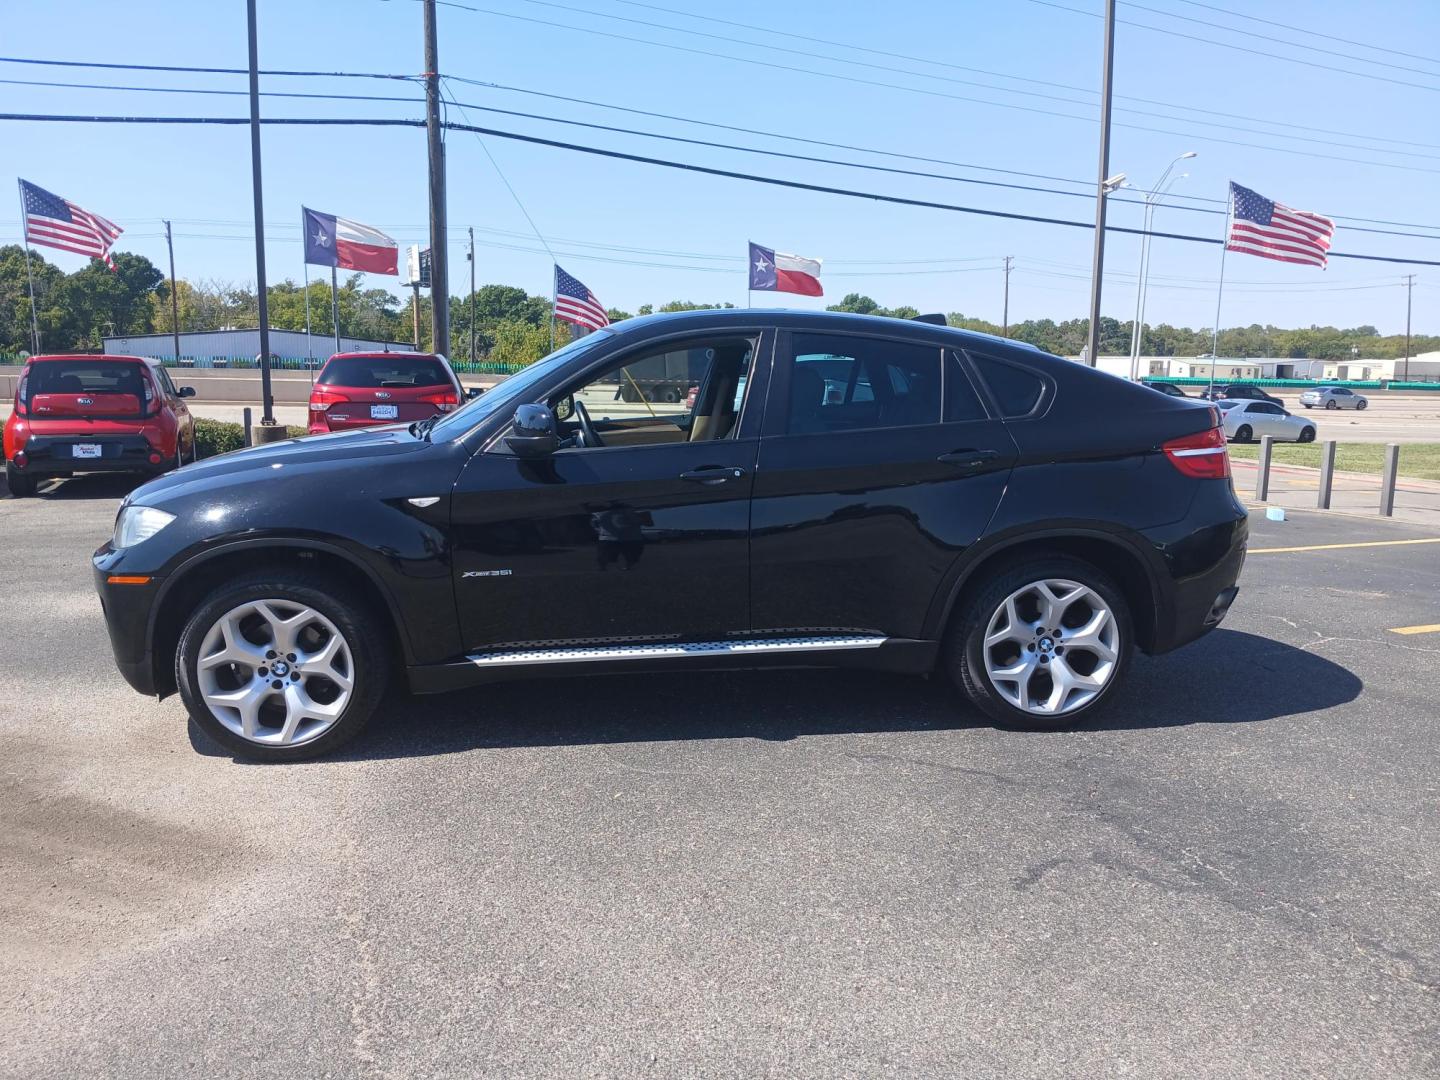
(4, 354, 197, 497)
(307, 352, 468, 434)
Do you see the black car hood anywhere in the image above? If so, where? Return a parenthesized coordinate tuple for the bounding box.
(127, 425, 430, 507)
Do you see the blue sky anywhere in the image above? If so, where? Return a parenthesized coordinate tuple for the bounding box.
(4, 0, 1438, 334)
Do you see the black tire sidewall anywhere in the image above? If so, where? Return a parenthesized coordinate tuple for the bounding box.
(946, 556, 1134, 731)
(1236, 426, 1252, 443)
(175, 573, 389, 761)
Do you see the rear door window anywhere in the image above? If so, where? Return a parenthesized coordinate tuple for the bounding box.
(786, 334, 942, 434)
(319, 356, 452, 388)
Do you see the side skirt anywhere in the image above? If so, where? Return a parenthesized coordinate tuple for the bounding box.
(406, 636, 939, 695)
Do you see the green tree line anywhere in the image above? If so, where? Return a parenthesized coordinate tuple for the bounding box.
(2, 246, 1433, 368)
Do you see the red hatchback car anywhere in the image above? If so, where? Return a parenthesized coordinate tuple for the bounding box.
(307, 352, 468, 435)
(4, 354, 196, 497)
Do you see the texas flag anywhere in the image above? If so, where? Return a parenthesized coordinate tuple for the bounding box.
(303, 206, 399, 275)
(748, 241, 823, 297)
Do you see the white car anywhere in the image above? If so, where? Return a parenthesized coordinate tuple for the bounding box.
(1299, 386, 1368, 410)
(1218, 399, 1316, 444)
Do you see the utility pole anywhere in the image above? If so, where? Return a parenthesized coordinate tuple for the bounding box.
(1084, 0, 1118, 368)
(1403, 274, 1415, 382)
(423, 0, 450, 358)
(1002, 256, 1013, 336)
(412, 283, 422, 350)
(163, 220, 181, 362)
(245, 0, 277, 432)
(468, 226, 476, 362)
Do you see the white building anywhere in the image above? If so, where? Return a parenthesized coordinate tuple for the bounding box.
(104, 328, 415, 364)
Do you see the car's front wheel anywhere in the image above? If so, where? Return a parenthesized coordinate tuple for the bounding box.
(945, 556, 1133, 731)
(1356, 400, 1368, 411)
(175, 573, 389, 761)
(1298, 427, 1316, 443)
(6, 463, 37, 498)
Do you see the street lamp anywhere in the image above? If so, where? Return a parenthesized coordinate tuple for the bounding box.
(1128, 151, 1197, 380)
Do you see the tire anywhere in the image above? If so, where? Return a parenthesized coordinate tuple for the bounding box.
(1298, 427, 1316, 443)
(175, 571, 390, 761)
(1326, 400, 1339, 410)
(1357, 400, 1368, 411)
(1234, 425, 1252, 443)
(944, 556, 1134, 732)
(5, 463, 37, 498)
(1303, 404, 1313, 409)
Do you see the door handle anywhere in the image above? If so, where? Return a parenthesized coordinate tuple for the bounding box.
(937, 449, 1001, 469)
(680, 466, 747, 484)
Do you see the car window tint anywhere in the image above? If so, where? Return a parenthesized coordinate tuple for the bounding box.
(319, 356, 452, 388)
(154, 367, 178, 396)
(944, 352, 988, 422)
(787, 334, 941, 435)
(26, 361, 146, 397)
(971, 354, 1044, 417)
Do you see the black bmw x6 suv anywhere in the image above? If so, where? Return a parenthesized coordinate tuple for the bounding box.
(95, 310, 1246, 761)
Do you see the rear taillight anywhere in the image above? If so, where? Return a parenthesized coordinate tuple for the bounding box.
(419, 389, 460, 412)
(1163, 425, 1230, 480)
(143, 377, 160, 417)
(14, 370, 28, 416)
(309, 388, 350, 413)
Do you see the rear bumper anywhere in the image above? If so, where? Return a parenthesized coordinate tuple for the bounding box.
(13, 433, 162, 477)
(1145, 483, 1249, 655)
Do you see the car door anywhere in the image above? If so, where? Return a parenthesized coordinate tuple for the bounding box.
(448, 330, 769, 652)
(152, 365, 192, 448)
(749, 330, 1018, 641)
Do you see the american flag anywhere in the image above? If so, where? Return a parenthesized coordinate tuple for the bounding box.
(19, 179, 123, 270)
(553, 264, 610, 330)
(1226, 182, 1335, 269)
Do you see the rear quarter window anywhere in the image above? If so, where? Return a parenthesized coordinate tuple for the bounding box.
(969, 354, 1046, 417)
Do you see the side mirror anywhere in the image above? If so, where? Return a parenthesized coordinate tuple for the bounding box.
(505, 404, 560, 458)
(177, 386, 196, 398)
(466, 386, 484, 400)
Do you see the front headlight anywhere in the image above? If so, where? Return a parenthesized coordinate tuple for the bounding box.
(113, 505, 176, 548)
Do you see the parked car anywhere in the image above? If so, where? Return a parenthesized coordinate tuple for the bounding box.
(5, 354, 197, 498)
(307, 351, 469, 435)
(1199, 383, 1283, 406)
(1218, 399, 1316, 443)
(1146, 381, 1187, 398)
(1298, 386, 1368, 411)
(94, 310, 1247, 761)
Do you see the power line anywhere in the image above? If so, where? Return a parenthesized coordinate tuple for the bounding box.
(1026, 0, 1440, 93)
(5, 110, 1440, 266)
(1121, 0, 1440, 76)
(0, 77, 422, 105)
(434, 2, 1440, 168)
(1166, 0, 1440, 67)
(0, 54, 415, 80)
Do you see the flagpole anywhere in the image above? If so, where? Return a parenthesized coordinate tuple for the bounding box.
(303, 258, 313, 377)
(1208, 184, 1233, 399)
(331, 264, 341, 354)
(549, 264, 557, 352)
(17, 181, 40, 354)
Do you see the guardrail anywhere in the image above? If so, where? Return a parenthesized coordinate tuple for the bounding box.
(0, 353, 531, 375)
(1144, 376, 1440, 391)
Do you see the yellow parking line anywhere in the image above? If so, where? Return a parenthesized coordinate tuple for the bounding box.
(1389, 624, 1440, 636)
(1248, 537, 1440, 555)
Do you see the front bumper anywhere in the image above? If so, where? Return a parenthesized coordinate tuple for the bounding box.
(93, 550, 162, 696)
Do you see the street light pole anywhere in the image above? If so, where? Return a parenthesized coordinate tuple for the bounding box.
(1001, 255, 1013, 336)
(1128, 152, 1196, 380)
(245, 0, 276, 429)
(1403, 274, 1415, 382)
(1084, 0, 1118, 368)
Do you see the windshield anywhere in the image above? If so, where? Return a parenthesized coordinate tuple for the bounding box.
(427, 331, 614, 441)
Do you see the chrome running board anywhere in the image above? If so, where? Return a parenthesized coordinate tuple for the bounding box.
(467, 635, 888, 668)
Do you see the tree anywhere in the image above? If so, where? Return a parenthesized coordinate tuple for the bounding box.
(0, 245, 63, 353)
(43, 252, 165, 350)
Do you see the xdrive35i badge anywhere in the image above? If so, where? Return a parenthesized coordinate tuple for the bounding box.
(463, 570, 513, 578)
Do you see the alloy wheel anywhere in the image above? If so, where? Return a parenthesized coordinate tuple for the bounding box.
(982, 578, 1120, 716)
(194, 599, 355, 747)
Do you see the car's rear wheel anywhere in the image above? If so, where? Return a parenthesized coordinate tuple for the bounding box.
(1326, 400, 1339, 410)
(5, 463, 37, 498)
(1234, 424, 1252, 443)
(945, 556, 1133, 731)
(175, 573, 389, 761)
(1298, 427, 1316, 443)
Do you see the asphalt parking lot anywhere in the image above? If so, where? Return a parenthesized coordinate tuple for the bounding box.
(3, 478, 1438, 1078)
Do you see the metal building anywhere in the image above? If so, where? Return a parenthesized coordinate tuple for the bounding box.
(103, 328, 416, 365)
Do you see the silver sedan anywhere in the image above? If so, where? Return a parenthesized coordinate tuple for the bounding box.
(1299, 386, 1368, 410)
(1218, 399, 1317, 443)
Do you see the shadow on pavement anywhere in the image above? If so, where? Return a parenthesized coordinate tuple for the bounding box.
(2, 474, 147, 502)
(195, 628, 1362, 762)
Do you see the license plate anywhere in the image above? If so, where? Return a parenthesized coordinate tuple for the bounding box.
(370, 405, 399, 420)
(72, 443, 102, 459)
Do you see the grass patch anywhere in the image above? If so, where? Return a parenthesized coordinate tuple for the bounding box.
(1226, 441, 1440, 481)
